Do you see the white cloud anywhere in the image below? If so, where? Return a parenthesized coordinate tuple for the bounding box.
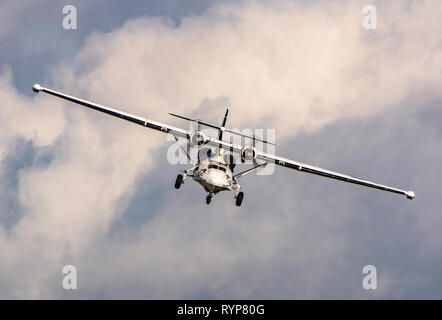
(51, 0, 441, 137)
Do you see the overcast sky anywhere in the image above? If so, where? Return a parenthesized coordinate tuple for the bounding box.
(1, 0, 442, 299)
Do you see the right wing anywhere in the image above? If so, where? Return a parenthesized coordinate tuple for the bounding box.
(32, 83, 189, 139)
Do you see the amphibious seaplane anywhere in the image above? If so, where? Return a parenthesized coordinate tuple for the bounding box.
(32, 83, 415, 206)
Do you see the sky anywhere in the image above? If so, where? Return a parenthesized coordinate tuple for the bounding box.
(0, 0, 442, 299)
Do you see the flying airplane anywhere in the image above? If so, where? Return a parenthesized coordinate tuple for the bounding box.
(32, 83, 415, 206)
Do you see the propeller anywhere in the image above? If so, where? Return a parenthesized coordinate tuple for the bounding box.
(189, 118, 201, 165)
(229, 135, 235, 171)
(253, 133, 258, 167)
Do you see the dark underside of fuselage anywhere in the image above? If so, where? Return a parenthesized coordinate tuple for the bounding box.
(196, 179, 230, 194)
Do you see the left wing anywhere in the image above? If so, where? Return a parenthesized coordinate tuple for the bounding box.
(254, 149, 416, 200)
(193, 136, 415, 200)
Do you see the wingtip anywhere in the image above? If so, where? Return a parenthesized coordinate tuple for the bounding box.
(405, 190, 415, 200)
(32, 83, 43, 93)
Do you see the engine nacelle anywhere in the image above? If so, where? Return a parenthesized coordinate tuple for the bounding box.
(241, 146, 257, 162)
(189, 132, 208, 146)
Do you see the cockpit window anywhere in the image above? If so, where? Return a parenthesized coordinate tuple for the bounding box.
(208, 164, 226, 172)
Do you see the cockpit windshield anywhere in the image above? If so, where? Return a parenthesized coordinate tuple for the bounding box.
(208, 164, 226, 172)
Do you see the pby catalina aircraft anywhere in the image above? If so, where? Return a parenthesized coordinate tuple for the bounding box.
(32, 84, 415, 206)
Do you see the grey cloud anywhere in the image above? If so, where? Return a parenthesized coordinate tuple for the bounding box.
(0, 0, 222, 94)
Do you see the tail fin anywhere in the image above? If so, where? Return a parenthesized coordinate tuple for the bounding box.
(218, 108, 229, 140)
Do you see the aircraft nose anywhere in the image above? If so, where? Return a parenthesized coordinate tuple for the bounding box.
(205, 169, 229, 186)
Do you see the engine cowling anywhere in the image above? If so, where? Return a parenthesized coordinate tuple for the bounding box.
(241, 146, 256, 162)
(189, 132, 208, 146)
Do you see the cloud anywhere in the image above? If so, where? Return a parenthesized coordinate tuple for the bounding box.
(1, 0, 442, 298)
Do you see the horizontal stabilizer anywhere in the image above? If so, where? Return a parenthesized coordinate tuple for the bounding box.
(169, 112, 276, 145)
